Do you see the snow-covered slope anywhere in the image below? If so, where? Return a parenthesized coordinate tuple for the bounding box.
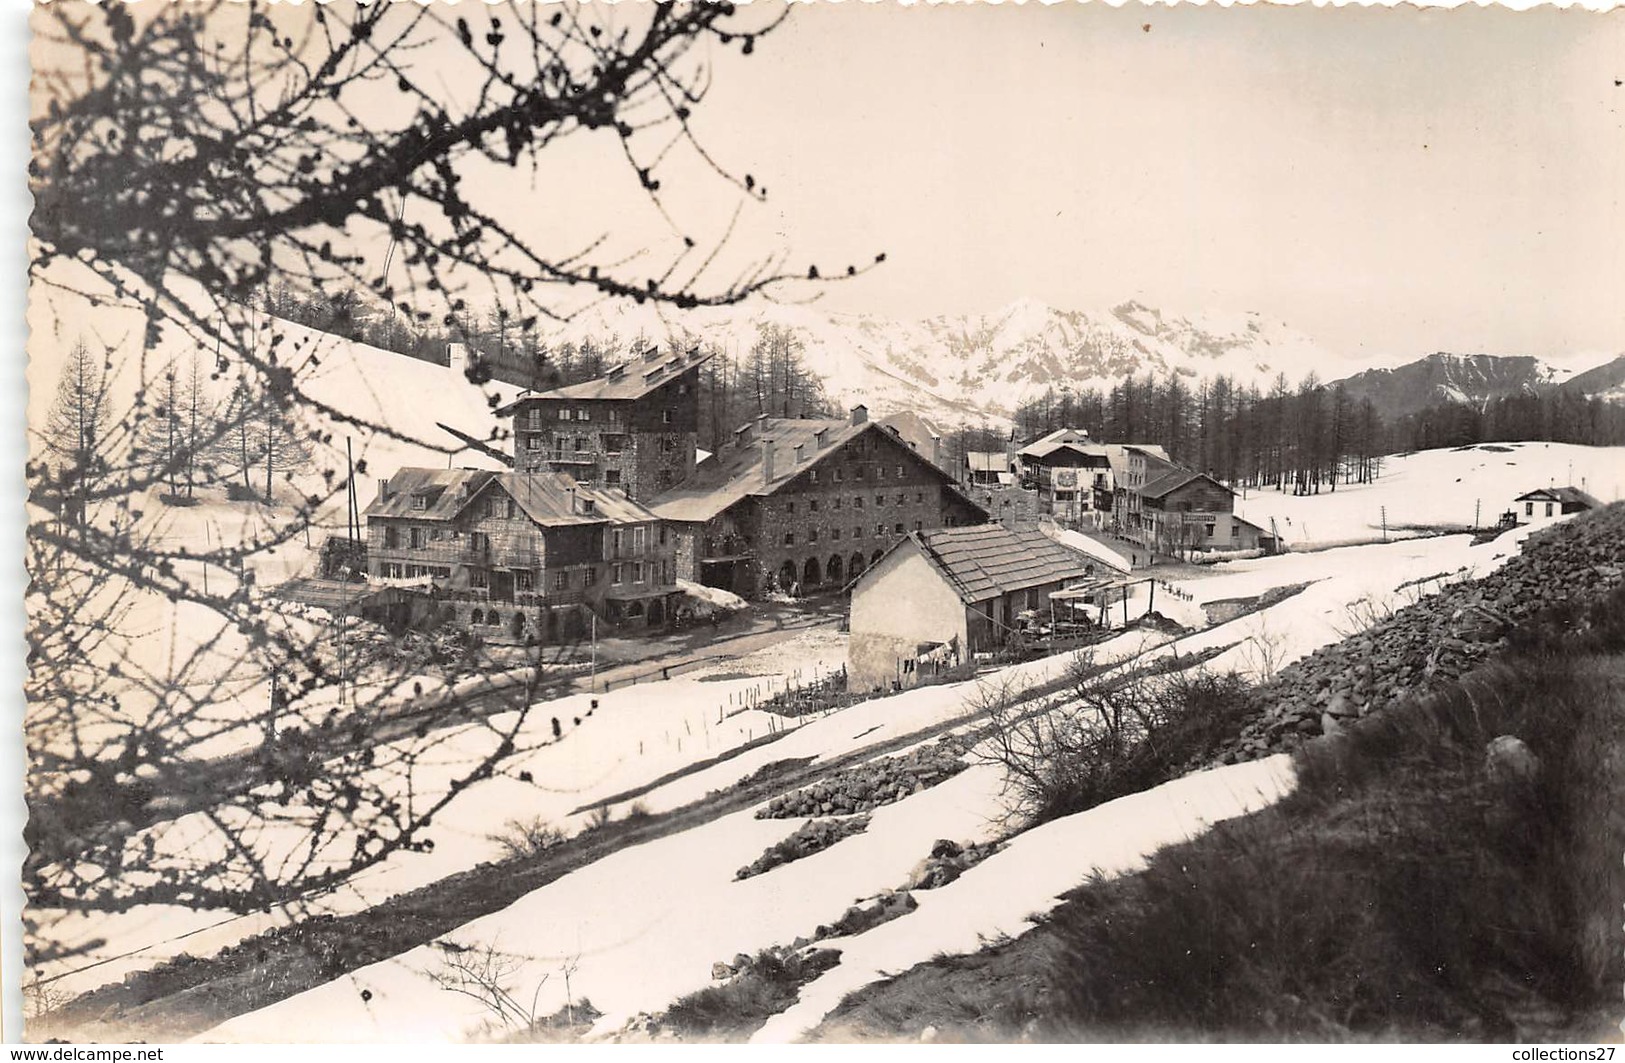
(1234, 441, 1624, 549)
(539, 297, 1342, 424)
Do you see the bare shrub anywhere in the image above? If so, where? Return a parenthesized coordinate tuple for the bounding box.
(486, 817, 566, 862)
(971, 648, 1256, 825)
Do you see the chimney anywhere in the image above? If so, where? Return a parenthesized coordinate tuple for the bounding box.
(763, 442, 776, 485)
(850, 404, 868, 426)
(447, 343, 468, 375)
(377, 478, 390, 501)
(932, 436, 943, 468)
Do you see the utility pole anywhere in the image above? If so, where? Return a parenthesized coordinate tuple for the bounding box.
(1381, 506, 1388, 543)
(1474, 498, 1481, 530)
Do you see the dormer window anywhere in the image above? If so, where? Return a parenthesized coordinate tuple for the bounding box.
(411, 494, 427, 511)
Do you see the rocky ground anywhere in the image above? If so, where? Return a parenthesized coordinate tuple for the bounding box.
(1219, 505, 1625, 759)
(756, 741, 966, 819)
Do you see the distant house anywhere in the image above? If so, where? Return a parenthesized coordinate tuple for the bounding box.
(1232, 515, 1282, 555)
(965, 450, 1015, 487)
(1106, 444, 1175, 534)
(649, 407, 988, 599)
(847, 524, 1093, 692)
(1016, 427, 1091, 465)
(1133, 470, 1242, 557)
(365, 467, 680, 642)
(1511, 486, 1600, 524)
(1024, 441, 1113, 527)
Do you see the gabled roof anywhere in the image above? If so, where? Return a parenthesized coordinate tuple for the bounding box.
(649, 418, 979, 524)
(1515, 486, 1601, 507)
(495, 347, 714, 411)
(649, 417, 862, 522)
(366, 467, 497, 521)
(1017, 428, 1089, 458)
(485, 470, 660, 526)
(365, 467, 657, 527)
(1023, 440, 1112, 466)
(1139, 469, 1233, 501)
(893, 523, 1094, 605)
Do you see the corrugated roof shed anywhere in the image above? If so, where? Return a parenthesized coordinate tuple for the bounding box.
(965, 451, 1011, 473)
(911, 524, 1093, 604)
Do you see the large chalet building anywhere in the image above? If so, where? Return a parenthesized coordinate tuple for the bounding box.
(649, 406, 988, 598)
(359, 343, 1001, 639)
(498, 346, 710, 502)
(364, 467, 679, 643)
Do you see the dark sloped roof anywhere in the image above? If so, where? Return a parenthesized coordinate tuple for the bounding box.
(910, 524, 1094, 604)
(496, 348, 714, 411)
(652, 418, 985, 524)
(365, 467, 657, 527)
(1515, 486, 1601, 507)
(366, 467, 498, 521)
(1023, 441, 1112, 466)
(649, 417, 863, 522)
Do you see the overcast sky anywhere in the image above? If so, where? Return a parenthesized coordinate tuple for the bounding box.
(605, 3, 1624, 367)
(30, 2, 1625, 373)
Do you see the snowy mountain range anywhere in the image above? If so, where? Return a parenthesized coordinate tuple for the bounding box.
(541, 297, 1343, 424)
(526, 297, 1625, 429)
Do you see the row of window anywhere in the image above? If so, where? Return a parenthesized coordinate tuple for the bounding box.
(536, 404, 682, 424)
(376, 562, 452, 579)
(464, 559, 675, 591)
(526, 433, 629, 454)
(784, 521, 919, 547)
(806, 463, 915, 486)
(785, 491, 927, 515)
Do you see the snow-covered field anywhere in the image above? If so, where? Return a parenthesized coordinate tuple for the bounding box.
(203, 756, 1295, 1044)
(38, 509, 1548, 1020)
(189, 524, 1541, 1042)
(1233, 442, 1623, 549)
